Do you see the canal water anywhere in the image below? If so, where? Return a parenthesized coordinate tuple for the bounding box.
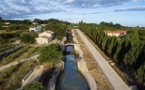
(56, 45, 89, 90)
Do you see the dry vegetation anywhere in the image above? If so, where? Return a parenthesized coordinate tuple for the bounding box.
(0, 60, 38, 90)
(74, 30, 112, 90)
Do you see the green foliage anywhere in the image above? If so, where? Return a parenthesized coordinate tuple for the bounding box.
(101, 36, 108, 50)
(97, 22, 124, 30)
(7, 24, 28, 31)
(0, 32, 20, 39)
(139, 29, 145, 36)
(23, 82, 45, 90)
(123, 50, 136, 66)
(20, 33, 35, 44)
(0, 17, 2, 23)
(0, 32, 20, 43)
(135, 64, 145, 85)
(139, 29, 145, 40)
(44, 19, 68, 40)
(113, 42, 122, 62)
(39, 43, 63, 64)
(107, 37, 117, 55)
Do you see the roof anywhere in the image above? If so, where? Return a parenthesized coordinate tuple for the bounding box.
(36, 36, 50, 39)
(39, 31, 54, 35)
(105, 30, 128, 34)
(4, 22, 11, 25)
(45, 30, 54, 34)
(40, 36, 50, 39)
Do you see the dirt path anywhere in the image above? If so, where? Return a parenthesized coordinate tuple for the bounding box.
(74, 30, 112, 90)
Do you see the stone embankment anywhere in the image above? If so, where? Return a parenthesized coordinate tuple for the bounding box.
(72, 29, 97, 90)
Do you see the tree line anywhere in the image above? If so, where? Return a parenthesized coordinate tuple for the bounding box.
(0, 32, 20, 43)
(44, 19, 69, 40)
(79, 21, 145, 86)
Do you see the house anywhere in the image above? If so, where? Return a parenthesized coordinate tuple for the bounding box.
(39, 31, 54, 38)
(32, 22, 38, 25)
(35, 30, 55, 44)
(104, 30, 128, 37)
(4, 22, 11, 25)
(36, 36, 50, 44)
(29, 26, 42, 32)
(2, 22, 11, 28)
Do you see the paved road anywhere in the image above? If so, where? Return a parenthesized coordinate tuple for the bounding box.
(76, 29, 130, 90)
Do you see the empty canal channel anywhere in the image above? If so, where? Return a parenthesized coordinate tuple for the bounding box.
(56, 30, 90, 90)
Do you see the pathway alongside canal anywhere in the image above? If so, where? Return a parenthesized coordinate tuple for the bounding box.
(76, 29, 130, 90)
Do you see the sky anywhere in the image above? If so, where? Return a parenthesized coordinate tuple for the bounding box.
(0, 0, 145, 27)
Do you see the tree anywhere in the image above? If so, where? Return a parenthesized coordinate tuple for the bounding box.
(23, 19, 32, 25)
(0, 17, 2, 23)
(38, 44, 63, 64)
(113, 41, 124, 62)
(135, 63, 145, 85)
(123, 50, 136, 66)
(78, 21, 145, 86)
(20, 33, 35, 44)
(33, 18, 43, 24)
(107, 37, 117, 55)
(23, 82, 45, 90)
(114, 23, 121, 29)
(44, 19, 67, 40)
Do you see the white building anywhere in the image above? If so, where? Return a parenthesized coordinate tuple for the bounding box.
(29, 26, 42, 32)
(104, 30, 128, 37)
(32, 22, 38, 25)
(36, 31, 55, 44)
(39, 31, 54, 37)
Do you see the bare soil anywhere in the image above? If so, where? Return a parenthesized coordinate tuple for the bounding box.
(74, 30, 112, 90)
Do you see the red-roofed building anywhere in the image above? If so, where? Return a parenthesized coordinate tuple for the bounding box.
(104, 30, 128, 37)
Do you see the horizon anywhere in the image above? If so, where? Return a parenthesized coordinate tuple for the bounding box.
(0, 0, 145, 27)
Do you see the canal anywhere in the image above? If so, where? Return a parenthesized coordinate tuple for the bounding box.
(56, 44, 89, 90)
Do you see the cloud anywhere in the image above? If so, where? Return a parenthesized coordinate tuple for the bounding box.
(77, 11, 104, 15)
(0, 0, 62, 19)
(114, 6, 145, 12)
(62, 0, 139, 8)
(0, 0, 143, 19)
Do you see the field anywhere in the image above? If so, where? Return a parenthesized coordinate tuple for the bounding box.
(0, 45, 39, 66)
